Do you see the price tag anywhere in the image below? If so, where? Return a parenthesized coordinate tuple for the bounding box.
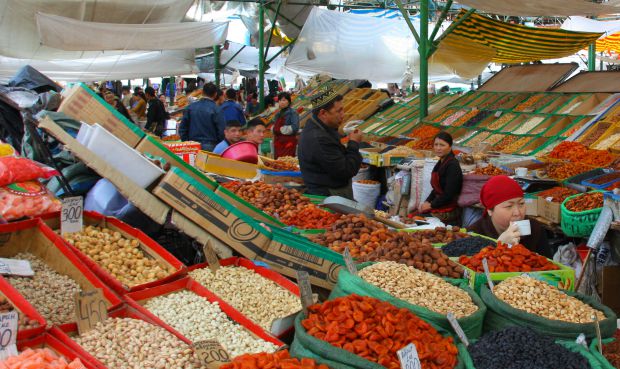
(447, 312, 469, 347)
(482, 258, 494, 293)
(494, 111, 502, 118)
(74, 289, 108, 335)
(546, 196, 554, 203)
(593, 315, 603, 355)
(203, 240, 220, 273)
(397, 343, 421, 369)
(61, 196, 83, 235)
(0, 258, 33, 277)
(0, 311, 18, 360)
(463, 269, 471, 280)
(343, 247, 358, 276)
(193, 340, 231, 369)
(296, 270, 314, 314)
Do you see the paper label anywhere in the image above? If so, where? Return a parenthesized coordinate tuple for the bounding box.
(296, 271, 314, 314)
(482, 258, 494, 292)
(546, 196, 554, 202)
(74, 289, 108, 334)
(193, 340, 231, 369)
(0, 311, 18, 360)
(0, 258, 33, 277)
(447, 312, 469, 347)
(397, 343, 421, 369)
(61, 196, 83, 234)
(203, 240, 220, 273)
(494, 111, 502, 118)
(343, 247, 358, 276)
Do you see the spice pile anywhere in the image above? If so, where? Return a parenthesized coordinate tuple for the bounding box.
(547, 141, 616, 167)
(494, 276, 605, 323)
(468, 326, 591, 369)
(301, 295, 459, 369)
(442, 236, 495, 257)
(221, 350, 329, 369)
(458, 244, 559, 273)
(536, 187, 578, 203)
(359, 262, 478, 318)
(564, 192, 603, 212)
(0, 348, 86, 369)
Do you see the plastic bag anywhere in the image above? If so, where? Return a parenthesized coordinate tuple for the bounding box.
(352, 181, 380, 209)
(0, 181, 61, 220)
(0, 157, 58, 187)
(553, 242, 583, 280)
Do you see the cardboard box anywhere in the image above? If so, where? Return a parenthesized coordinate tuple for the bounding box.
(525, 196, 538, 217)
(136, 136, 217, 191)
(38, 116, 170, 224)
(153, 168, 343, 289)
(59, 83, 145, 147)
(170, 211, 233, 258)
(163, 141, 200, 166)
(537, 196, 562, 224)
(195, 151, 258, 180)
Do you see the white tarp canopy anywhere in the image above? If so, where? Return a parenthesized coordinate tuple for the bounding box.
(220, 42, 282, 71)
(561, 16, 620, 36)
(455, 0, 620, 16)
(36, 12, 228, 51)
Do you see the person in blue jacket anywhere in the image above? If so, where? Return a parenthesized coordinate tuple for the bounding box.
(221, 88, 247, 126)
(179, 83, 226, 152)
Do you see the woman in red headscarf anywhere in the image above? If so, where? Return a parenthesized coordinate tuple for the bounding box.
(468, 175, 553, 257)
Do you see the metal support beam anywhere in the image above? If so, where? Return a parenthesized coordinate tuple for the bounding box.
(435, 8, 475, 43)
(266, 4, 303, 30)
(266, 38, 297, 64)
(394, 0, 420, 44)
(588, 43, 596, 71)
(258, 1, 266, 110)
(214, 45, 221, 86)
(418, 0, 429, 118)
(265, 0, 282, 61)
(221, 45, 246, 69)
(429, 0, 452, 42)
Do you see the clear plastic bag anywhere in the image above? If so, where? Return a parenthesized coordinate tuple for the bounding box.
(0, 181, 61, 220)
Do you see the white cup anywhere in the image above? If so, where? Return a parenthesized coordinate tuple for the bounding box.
(513, 219, 531, 236)
(515, 167, 528, 177)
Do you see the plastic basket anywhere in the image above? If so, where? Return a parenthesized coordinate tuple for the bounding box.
(560, 191, 604, 237)
(581, 170, 620, 190)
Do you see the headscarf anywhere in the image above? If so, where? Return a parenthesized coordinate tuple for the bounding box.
(480, 175, 524, 213)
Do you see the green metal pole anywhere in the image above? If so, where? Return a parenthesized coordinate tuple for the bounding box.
(419, 0, 429, 119)
(588, 43, 596, 71)
(214, 45, 221, 86)
(258, 0, 265, 111)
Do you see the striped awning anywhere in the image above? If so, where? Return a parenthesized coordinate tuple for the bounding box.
(443, 11, 603, 63)
(597, 31, 620, 53)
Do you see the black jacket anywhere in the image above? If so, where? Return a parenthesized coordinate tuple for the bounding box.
(426, 152, 463, 209)
(146, 98, 167, 135)
(468, 215, 553, 258)
(298, 115, 362, 196)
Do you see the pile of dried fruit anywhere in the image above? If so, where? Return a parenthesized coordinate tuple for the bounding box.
(407, 227, 470, 244)
(486, 113, 516, 130)
(547, 141, 616, 167)
(493, 136, 521, 152)
(407, 125, 441, 139)
(459, 243, 559, 273)
(545, 161, 593, 180)
(312, 215, 389, 257)
(442, 236, 495, 257)
(588, 171, 620, 185)
(602, 330, 620, 368)
(355, 180, 380, 185)
(536, 186, 579, 203)
(472, 165, 506, 176)
(263, 159, 299, 172)
(280, 205, 343, 229)
(301, 295, 459, 369)
(221, 350, 329, 369)
(564, 192, 604, 212)
(580, 122, 611, 147)
(513, 95, 554, 112)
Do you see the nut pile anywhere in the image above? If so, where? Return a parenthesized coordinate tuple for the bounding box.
(564, 192, 604, 212)
(75, 317, 195, 369)
(459, 244, 559, 273)
(469, 326, 592, 369)
(64, 226, 174, 287)
(144, 291, 278, 357)
(408, 227, 470, 244)
(442, 236, 495, 257)
(494, 276, 605, 323)
(0, 296, 40, 331)
(359, 262, 478, 318)
(6, 253, 81, 326)
(189, 266, 301, 331)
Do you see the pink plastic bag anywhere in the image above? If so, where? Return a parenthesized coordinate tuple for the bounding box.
(0, 157, 58, 187)
(0, 181, 61, 220)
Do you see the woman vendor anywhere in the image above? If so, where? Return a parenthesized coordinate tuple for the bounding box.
(272, 92, 300, 158)
(468, 175, 553, 258)
(418, 132, 463, 225)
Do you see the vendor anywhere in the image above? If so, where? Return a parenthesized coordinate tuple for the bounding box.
(468, 175, 553, 258)
(272, 92, 300, 158)
(418, 132, 463, 225)
(245, 118, 266, 147)
(213, 120, 242, 154)
(298, 86, 362, 199)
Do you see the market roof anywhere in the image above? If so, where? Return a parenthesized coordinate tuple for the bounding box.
(455, 0, 620, 17)
(444, 11, 604, 63)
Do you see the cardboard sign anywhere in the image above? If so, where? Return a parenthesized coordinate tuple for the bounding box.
(193, 340, 231, 369)
(203, 240, 221, 273)
(0, 311, 18, 360)
(397, 343, 421, 369)
(297, 271, 314, 314)
(61, 196, 83, 234)
(74, 289, 108, 334)
(343, 247, 358, 276)
(482, 258, 494, 292)
(447, 312, 469, 347)
(0, 258, 33, 277)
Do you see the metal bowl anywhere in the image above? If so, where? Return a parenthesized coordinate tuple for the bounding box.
(221, 141, 259, 164)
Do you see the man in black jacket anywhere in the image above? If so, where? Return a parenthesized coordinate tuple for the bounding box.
(144, 86, 167, 136)
(298, 87, 362, 199)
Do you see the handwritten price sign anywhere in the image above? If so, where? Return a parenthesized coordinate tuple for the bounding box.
(74, 289, 108, 334)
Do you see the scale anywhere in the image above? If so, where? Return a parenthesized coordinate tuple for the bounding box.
(514, 177, 559, 193)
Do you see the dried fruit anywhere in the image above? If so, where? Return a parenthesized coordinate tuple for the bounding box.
(459, 243, 559, 273)
(535, 186, 578, 203)
(221, 350, 329, 369)
(564, 192, 603, 212)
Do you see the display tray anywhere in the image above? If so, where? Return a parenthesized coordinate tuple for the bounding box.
(16, 332, 100, 369)
(0, 277, 46, 341)
(479, 63, 578, 92)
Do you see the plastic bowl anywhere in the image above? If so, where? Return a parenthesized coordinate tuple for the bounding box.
(221, 141, 259, 164)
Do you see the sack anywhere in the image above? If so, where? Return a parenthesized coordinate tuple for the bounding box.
(481, 285, 617, 340)
(0, 157, 58, 186)
(558, 340, 609, 369)
(290, 311, 467, 369)
(352, 181, 380, 209)
(352, 166, 371, 182)
(329, 266, 486, 339)
(457, 174, 491, 207)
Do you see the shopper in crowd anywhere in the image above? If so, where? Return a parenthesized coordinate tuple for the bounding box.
(418, 132, 463, 226)
(104, 92, 134, 123)
(244, 118, 266, 147)
(130, 87, 147, 120)
(272, 92, 299, 158)
(158, 94, 170, 119)
(179, 82, 226, 151)
(121, 86, 132, 107)
(144, 87, 167, 136)
(215, 88, 225, 106)
(468, 175, 553, 257)
(246, 92, 259, 116)
(213, 120, 243, 154)
(221, 88, 247, 126)
(298, 87, 362, 199)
